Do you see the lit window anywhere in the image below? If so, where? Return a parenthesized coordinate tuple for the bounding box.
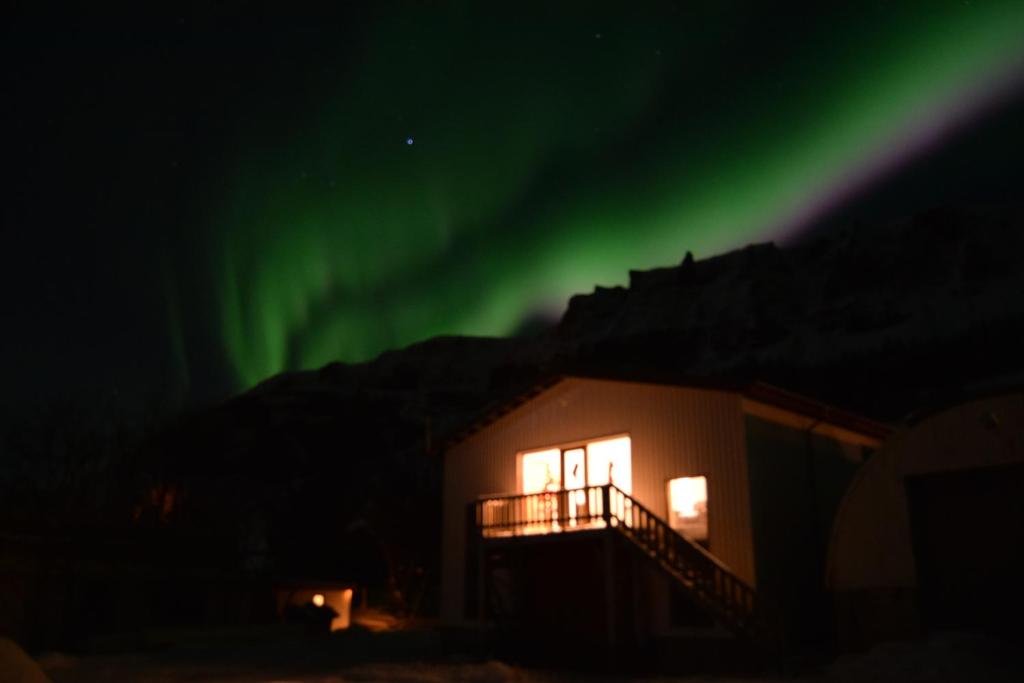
(586, 436, 632, 494)
(515, 437, 633, 534)
(668, 476, 708, 542)
(563, 448, 586, 489)
(519, 438, 633, 494)
(521, 448, 561, 493)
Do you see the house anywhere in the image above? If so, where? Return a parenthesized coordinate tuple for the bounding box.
(827, 391, 1024, 650)
(440, 375, 890, 664)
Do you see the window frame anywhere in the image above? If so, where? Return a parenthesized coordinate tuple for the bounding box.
(665, 473, 710, 548)
(516, 432, 631, 494)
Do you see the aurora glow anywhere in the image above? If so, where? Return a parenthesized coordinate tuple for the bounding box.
(200, 3, 1024, 388)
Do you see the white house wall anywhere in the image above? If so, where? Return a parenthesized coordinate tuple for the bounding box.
(441, 378, 755, 625)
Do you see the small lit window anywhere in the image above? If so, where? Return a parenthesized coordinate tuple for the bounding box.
(668, 476, 708, 542)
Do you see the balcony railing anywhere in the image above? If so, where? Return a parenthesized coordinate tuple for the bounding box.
(475, 484, 762, 639)
(476, 484, 622, 537)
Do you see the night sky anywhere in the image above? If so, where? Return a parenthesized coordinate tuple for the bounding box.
(3, 2, 1024, 413)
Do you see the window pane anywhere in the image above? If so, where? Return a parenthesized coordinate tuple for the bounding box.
(521, 448, 561, 494)
(586, 436, 632, 494)
(668, 476, 708, 541)
(563, 448, 586, 489)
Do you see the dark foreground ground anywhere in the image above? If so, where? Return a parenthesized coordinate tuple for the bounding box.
(24, 627, 1024, 683)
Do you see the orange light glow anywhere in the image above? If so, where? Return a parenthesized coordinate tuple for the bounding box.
(505, 436, 633, 537)
(586, 436, 632, 494)
(332, 589, 353, 630)
(278, 588, 353, 631)
(521, 448, 561, 493)
(668, 476, 708, 541)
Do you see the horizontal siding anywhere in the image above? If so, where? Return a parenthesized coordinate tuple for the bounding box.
(441, 378, 755, 625)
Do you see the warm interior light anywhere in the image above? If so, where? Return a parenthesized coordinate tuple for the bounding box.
(312, 593, 325, 607)
(668, 476, 708, 541)
(333, 589, 353, 630)
(586, 436, 632, 494)
(520, 448, 561, 532)
(563, 448, 586, 489)
(513, 437, 632, 535)
(521, 448, 561, 493)
(670, 477, 706, 518)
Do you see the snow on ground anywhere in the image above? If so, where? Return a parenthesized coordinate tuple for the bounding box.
(34, 630, 1022, 683)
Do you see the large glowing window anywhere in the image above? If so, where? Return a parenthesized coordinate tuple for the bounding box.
(520, 438, 632, 494)
(586, 436, 632, 494)
(511, 437, 632, 535)
(668, 476, 708, 542)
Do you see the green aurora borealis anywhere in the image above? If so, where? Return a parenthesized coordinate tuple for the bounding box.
(210, 2, 1024, 388)
(0, 4, 1023, 409)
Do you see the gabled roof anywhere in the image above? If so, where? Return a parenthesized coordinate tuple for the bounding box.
(739, 381, 893, 446)
(442, 373, 893, 451)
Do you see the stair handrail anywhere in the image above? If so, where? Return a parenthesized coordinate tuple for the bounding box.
(604, 484, 741, 574)
(603, 484, 761, 637)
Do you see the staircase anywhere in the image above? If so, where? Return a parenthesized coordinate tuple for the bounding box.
(475, 484, 768, 643)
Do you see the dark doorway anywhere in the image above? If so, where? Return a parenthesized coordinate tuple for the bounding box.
(906, 461, 1024, 635)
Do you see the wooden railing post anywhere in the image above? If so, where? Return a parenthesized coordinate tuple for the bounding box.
(601, 484, 612, 527)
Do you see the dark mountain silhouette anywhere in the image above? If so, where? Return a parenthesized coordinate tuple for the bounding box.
(158, 203, 1023, 598)
(243, 204, 1024, 435)
(544, 204, 1024, 418)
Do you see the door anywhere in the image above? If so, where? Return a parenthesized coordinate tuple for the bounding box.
(519, 437, 633, 531)
(563, 448, 588, 527)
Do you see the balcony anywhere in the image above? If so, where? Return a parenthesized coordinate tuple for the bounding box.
(475, 484, 633, 538)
